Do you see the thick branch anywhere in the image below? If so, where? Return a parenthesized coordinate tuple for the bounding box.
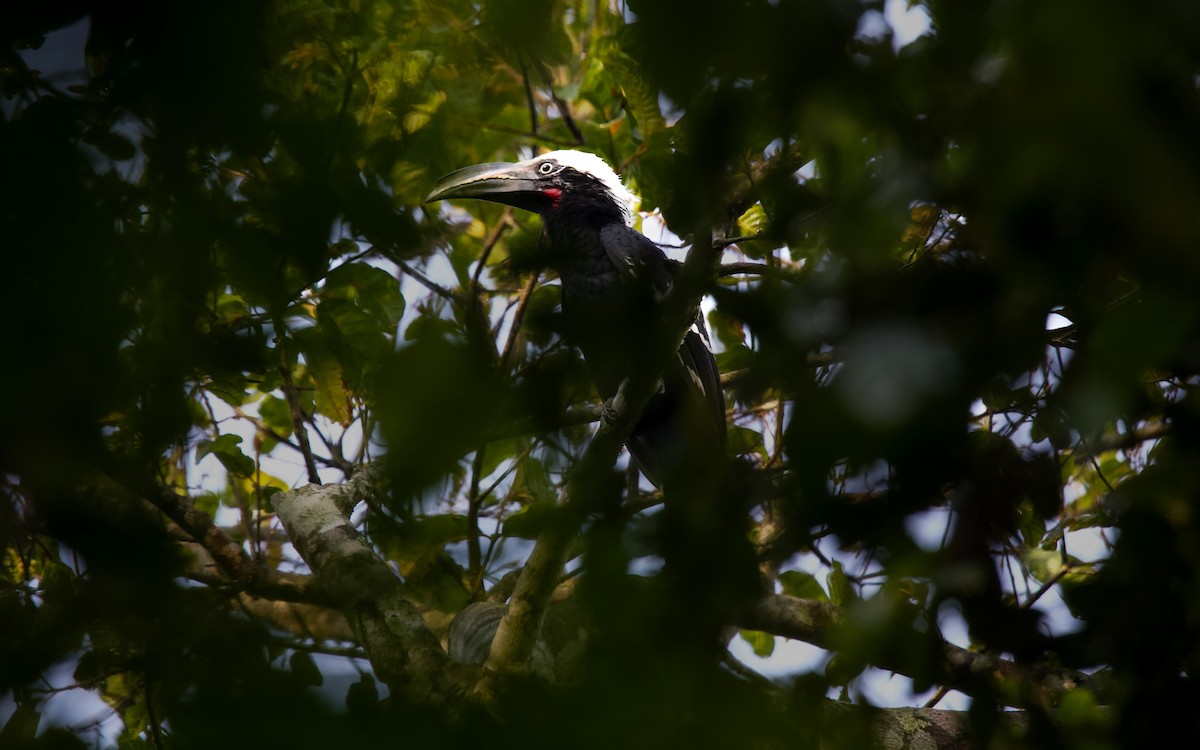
(272, 466, 475, 707)
(738, 594, 1094, 708)
(144, 483, 318, 603)
(234, 593, 355, 642)
(866, 704, 1027, 750)
(1072, 420, 1168, 461)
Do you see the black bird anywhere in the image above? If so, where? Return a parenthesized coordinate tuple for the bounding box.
(426, 150, 725, 485)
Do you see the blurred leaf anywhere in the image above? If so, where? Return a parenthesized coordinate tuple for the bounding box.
(290, 651, 324, 687)
(376, 336, 516, 496)
(0, 702, 40, 745)
(828, 562, 857, 607)
(377, 514, 469, 572)
(259, 394, 294, 438)
(715, 344, 753, 372)
(207, 372, 251, 408)
(345, 673, 379, 717)
(301, 339, 352, 426)
(197, 434, 255, 477)
(1057, 687, 1108, 729)
(707, 306, 746, 352)
(502, 503, 557, 540)
(83, 130, 137, 162)
(599, 44, 665, 137)
(824, 653, 865, 689)
(727, 425, 767, 462)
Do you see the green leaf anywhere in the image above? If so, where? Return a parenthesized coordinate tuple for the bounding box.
(828, 562, 857, 607)
(1058, 687, 1108, 728)
(707, 307, 746, 352)
(502, 503, 557, 539)
(739, 629, 776, 658)
(197, 434, 255, 477)
(600, 46, 665, 137)
(736, 203, 769, 239)
(825, 653, 866, 688)
(715, 344, 753, 372)
(726, 425, 767, 461)
(259, 394, 294, 438)
(510, 454, 556, 506)
(193, 491, 224, 516)
(207, 372, 250, 408)
(404, 312, 461, 342)
(479, 438, 524, 480)
(377, 514, 469, 572)
(1017, 501, 1048, 548)
(320, 262, 406, 357)
(780, 570, 829, 602)
(306, 346, 352, 426)
(376, 336, 516, 496)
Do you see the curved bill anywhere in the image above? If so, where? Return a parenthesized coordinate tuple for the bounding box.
(424, 161, 547, 212)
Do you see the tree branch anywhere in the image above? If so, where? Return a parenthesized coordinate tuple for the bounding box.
(271, 466, 476, 707)
(737, 593, 1095, 708)
(274, 331, 322, 484)
(146, 484, 317, 603)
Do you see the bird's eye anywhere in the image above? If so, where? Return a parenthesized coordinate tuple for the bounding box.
(538, 161, 556, 175)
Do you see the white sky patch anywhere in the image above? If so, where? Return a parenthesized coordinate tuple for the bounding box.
(1030, 585, 1084, 637)
(856, 668, 971, 710)
(1046, 311, 1072, 330)
(858, 0, 933, 51)
(885, 0, 933, 48)
(1063, 526, 1113, 565)
(728, 632, 829, 677)
(905, 507, 952, 551)
(15, 16, 89, 88)
(936, 600, 972, 650)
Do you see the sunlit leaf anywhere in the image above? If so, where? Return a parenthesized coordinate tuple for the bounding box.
(780, 570, 829, 602)
(739, 629, 776, 658)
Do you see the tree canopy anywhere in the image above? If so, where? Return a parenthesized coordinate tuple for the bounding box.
(4, 1, 1200, 748)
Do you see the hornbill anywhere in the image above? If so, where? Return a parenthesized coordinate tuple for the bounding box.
(425, 150, 725, 485)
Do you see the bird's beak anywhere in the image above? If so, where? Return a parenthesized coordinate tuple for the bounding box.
(424, 161, 548, 213)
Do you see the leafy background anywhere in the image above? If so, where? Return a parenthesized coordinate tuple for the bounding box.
(4, 0, 1200, 747)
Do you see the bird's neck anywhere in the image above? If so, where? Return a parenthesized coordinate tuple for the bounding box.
(543, 195, 624, 233)
(541, 206, 616, 267)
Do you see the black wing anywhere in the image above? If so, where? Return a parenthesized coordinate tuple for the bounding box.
(599, 224, 727, 482)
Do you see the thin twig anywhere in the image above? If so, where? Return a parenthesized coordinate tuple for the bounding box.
(499, 273, 541, 370)
(472, 210, 514, 287)
(521, 55, 539, 146)
(274, 328, 322, 484)
(466, 449, 487, 590)
(395, 258, 458, 302)
(536, 63, 584, 145)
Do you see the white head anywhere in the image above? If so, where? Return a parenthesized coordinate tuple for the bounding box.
(534, 149, 639, 225)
